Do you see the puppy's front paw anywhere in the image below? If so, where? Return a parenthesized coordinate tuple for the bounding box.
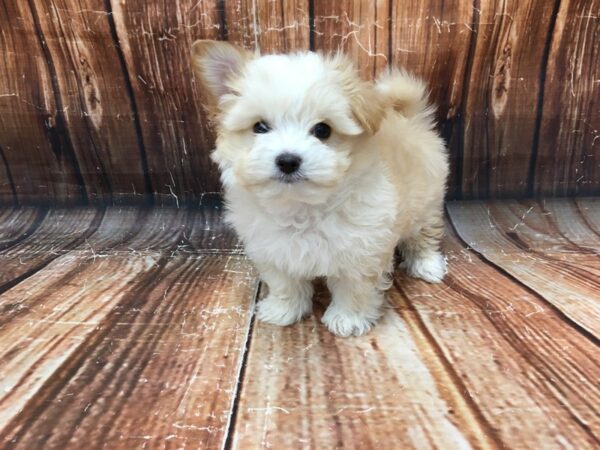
(321, 305, 381, 337)
(401, 252, 447, 283)
(255, 294, 312, 327)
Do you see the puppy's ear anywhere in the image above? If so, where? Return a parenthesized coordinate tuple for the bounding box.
(191, 40, 253, 115)
(348, 83, 386, 135)
(327, 53, 386, 135)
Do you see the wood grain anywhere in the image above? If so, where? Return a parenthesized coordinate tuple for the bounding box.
(534, 0, 600, 196)
(0, 200, 599, 448)
(447, 200, 600, 338)
(0, 207, 256, 449)
(0, 201, 240, 297)
(231, 284, 495, 450)
(1, 2, 599, 202)
(225, 0, 310, 52)
(230, 214, 599, 448)
(393, 222, 600, 448)
(110, 0, 222, 204)
(0, 0, 84, 204)
(5, 255, 255, 449)
(28, 0, 150, 204)
(576, 198, 600, 233)
(313, 0, 389, 79)
(389, 0, 473, 202)
(459, 0, 560, 198)
(0, 208, 103, 293)
(0, 207, 45, 250)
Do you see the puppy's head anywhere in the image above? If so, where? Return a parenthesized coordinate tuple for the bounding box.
(192, 40, 385, 204)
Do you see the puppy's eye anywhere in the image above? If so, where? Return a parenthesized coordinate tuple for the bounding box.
(311, 122, 331, 140)
(253, 121, 270, 134)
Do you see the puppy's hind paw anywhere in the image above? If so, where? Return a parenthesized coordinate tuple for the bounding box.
(255, 294, 312, 327)
(401, 252, 447, 283)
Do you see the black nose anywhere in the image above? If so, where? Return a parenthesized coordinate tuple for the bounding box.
(275, 153, 302, 174)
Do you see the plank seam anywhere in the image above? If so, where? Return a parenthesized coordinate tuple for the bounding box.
(104, 0, 155, 205)
(0, 144, 17, 205)
(455, 0, 481, 200)
(222, 280, 260, 450)
(308, 0, 315, 51)
(393, 278, 504, 449)
(527, 0, 562, 197)
(49, 1, 114, 203)
(445, 205, 600, 347)
(387, 0, 392, 67)
(218, 0, 228, 41)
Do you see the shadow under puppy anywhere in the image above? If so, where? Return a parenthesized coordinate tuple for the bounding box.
(192, 40, 448, 337)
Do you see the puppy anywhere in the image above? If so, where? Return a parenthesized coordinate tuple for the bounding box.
(192, 40, 448, 337)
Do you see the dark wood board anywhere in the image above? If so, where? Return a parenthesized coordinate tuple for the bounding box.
(0, 0, 84, 204)
(533, 0, 600, 196)
(225, 0, 310, 52)
(313, 0, 389, 79)
(1, 2, 599, 203)
(458, 0, 560, 198)
(27, 0, 150, 204)
(389, 0, 473, 203)
(109, 0, 223, 205)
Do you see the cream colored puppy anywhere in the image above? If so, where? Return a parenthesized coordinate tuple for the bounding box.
(192, 40, 448, 337)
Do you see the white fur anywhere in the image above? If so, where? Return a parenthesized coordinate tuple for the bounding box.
(400, 252, 448, 284)
(192, 43, 449, 336)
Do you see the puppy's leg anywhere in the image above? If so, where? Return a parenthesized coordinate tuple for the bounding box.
(322, 276, 385, 337)
(255, 265, 313, 326)
(399, 216, 446, 283)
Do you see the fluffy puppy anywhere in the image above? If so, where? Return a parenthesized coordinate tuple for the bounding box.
(192, 40, 448, 337)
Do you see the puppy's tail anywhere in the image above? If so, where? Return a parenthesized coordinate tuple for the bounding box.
(375, 70, 434, 119)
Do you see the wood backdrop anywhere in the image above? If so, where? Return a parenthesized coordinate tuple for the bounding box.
(0, 0, 598, 205)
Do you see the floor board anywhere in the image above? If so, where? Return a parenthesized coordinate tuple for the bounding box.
(447, 200, 600, 338)
(231, 220, 599, 449)
(0, 200, 598, 449)
(0, 207, 255, 449)
(0, 254, 256, 449)
(0, 208, 103, 294)
(0, 208, 45, 250)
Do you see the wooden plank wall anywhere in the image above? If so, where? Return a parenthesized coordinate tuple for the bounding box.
(0, 0, 598, 205)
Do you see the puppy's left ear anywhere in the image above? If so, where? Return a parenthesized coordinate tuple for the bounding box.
(348, 83, 386, 135)
(328, 54, 386, 135)
(191, 40, 253, 115)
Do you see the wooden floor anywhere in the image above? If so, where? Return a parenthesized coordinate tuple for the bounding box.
(0, 199, 598, 449)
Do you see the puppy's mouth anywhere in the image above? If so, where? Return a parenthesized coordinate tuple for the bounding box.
(273, 172, 309, 184)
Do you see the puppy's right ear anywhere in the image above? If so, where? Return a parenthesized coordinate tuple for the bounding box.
(191, 40, 253, 115)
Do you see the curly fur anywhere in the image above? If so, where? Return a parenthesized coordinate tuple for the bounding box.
(192, 40, 449, 336)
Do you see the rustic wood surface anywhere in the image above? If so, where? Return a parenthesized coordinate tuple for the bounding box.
(534, 0, 600, 196)
(0, 206, 255, 449)
(0, 198, 598, 449)
(389, 1, 473, 195)
(447, 200, 600, 337)
(0, 1, 598, 204)
(0, 0, 84, 203)
(458, 0, 560, 198)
